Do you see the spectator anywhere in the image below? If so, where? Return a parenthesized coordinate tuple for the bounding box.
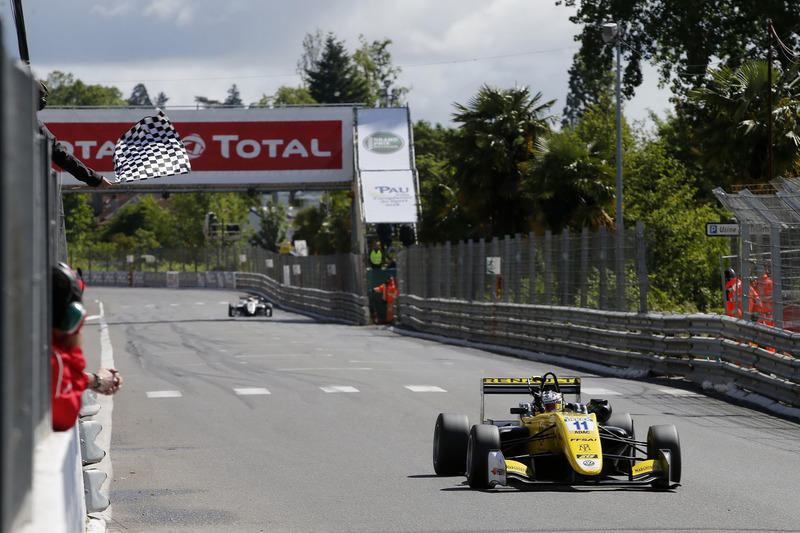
(51, 263, 121, 431)
(369, 241, 383, 270)
(373, 276, 399, 323)
(376, 223, 393, 252)
(37, 81, 112, 189)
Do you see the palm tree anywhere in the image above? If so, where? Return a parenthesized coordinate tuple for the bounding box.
(689, 59, 800, 183)
(450, 85, 555, 238)
(529, 131, 615, 232)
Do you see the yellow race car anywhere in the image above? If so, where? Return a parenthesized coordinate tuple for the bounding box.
(433, 372, 681, 489)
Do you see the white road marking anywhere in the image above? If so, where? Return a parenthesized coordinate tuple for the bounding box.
(405, 385, 447, 392)
(657, 388, 702, 396)
(234, 388, 271, 395)
(146, 391, 182, 398)
(320, 386, 359, 393)
(235, 353, 333, 358)
(582, 388, 621, 396)
(279, 367, 372, 371)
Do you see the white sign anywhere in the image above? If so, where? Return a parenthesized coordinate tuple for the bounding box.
(486, 257, 502, 275)
(361, 170, 418, 223)
(706, 223, 739, 236)
(327, 264, 337, 276)
(292, 265, 301, 275)
(294, 240, 308, 257)
(356, 108, 412, 171)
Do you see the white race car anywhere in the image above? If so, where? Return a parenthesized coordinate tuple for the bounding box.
(228, 295, 273, 317)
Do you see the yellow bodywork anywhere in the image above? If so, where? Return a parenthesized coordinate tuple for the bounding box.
(519, 411, 603, 477)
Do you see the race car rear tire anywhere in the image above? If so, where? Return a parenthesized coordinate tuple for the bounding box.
(602, 412, 635, 475)
(228, 305, 234, 317)
(466, 424, 501, 489)
(647, 424, 681, 486)
(433, 413, 469, 476)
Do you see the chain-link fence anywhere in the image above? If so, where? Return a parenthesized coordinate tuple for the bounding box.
(715, 185, 800, 331)
(396, 223, 647, 313)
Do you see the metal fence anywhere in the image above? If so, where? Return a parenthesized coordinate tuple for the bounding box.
(1, 48, 59, 532)
(715, 185, 800, 331)
(396, 223, 647, 313)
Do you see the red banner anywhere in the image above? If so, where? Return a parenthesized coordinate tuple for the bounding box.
(44, 120, 343, 173)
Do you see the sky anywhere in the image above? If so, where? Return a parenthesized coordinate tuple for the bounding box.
(1, 0, 674, 128)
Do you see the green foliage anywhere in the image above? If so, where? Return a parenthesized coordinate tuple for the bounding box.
(689, 59, 800, 184)
(292, 192, 352, 254)
(557, 0, 800, 120)
(353, 35, 408, 107)
(413, 120, 476, 243)
(260, 86, 317, 106)
(624, 136, 729, 311)
(249, 199, 288, 252)
(450, 85, 556, 238)
(61, 194, 98, 248)
(44, 71, 126, 106)
(302, 33, 371, 105)
(529, 129, 615, 232)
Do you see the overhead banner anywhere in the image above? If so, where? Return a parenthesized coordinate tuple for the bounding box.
(361, 170, 418, 223)
(356, 107, 412, 171)
(355, 108, 418, 223)
(39, 107, 355, 187)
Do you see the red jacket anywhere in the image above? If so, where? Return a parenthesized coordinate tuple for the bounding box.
(51, 333, 88, 431)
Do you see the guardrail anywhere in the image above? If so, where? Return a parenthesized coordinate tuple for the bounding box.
(396, 295, 800, 410)
(81, 270, 370, 326)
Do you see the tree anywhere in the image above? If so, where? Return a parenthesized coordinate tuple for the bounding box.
(688, 59, 800, 184)
(44, 71, 126, 106)
(530, 130, 615, 232)
(353, 35, 408, 107)
(450, 85, 556, 238)
(624, 135, 730, 312)
(258, 85, 316, 106)
(223, 84, 244, 107)
(412, 120, 476, 243)
(302, 33, 370, 104)
(155, 92, 170, 108)
(249, 198, 288, 252)
(128, 83, 153, 107)
(556, 1, 800, 120)
(195, 96, 222, 108)
(61, 194, 97, 249)
(291, 192, 352, 254)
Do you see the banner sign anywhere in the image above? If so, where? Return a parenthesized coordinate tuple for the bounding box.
(361, 170, 418, 223)
(39, 107, 355, 186)
(356, 107, 412, 171)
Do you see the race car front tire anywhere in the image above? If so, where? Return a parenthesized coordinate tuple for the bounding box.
(433, 413, 469, 476)
(647, 424, 682, 486)
(228, 305, 234, 317)
(466, 424, 501, 489)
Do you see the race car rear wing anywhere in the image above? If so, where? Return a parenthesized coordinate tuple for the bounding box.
(480, 377, 581, 422)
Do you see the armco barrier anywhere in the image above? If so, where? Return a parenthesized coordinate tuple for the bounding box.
(82, 270, 370, 326)
(395, 295, 800, 409)
(79, 269, 800, 409)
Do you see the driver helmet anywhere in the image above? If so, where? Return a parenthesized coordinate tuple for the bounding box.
(541, 391, 562, 412)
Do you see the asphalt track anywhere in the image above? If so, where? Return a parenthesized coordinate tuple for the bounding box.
(78, 287, 800, 533)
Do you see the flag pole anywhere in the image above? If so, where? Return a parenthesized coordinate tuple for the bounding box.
(11, 0, 31, 71)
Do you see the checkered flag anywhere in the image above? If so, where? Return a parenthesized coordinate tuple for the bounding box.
(113, 110, 191, 182)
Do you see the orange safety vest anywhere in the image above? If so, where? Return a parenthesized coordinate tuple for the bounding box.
(753, 274, 774, 327)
